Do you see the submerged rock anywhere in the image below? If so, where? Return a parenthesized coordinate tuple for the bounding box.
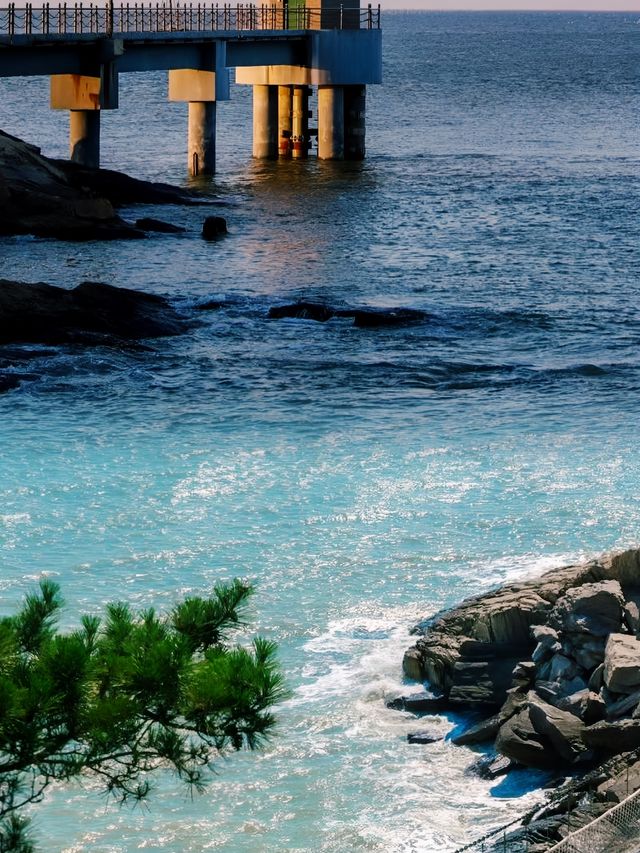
(337, 307, 428, 328)
(0, 279, 190, 345)
(0, 373, 20, 393)
(268, 302, 334, 322)
(466, 754, 515, 780)
(267, 301, 430, 328)
(407, 728, 445, 744)
(135, 217, 186, 234)
(201, 216, 228, 240)
(386, 692, 451, 714)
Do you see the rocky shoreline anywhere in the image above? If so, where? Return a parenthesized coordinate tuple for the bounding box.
(0, 129, 211, 240)
(394, 549, 640, 850)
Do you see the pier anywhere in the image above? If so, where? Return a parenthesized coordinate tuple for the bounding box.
(0, 1, 381, 173)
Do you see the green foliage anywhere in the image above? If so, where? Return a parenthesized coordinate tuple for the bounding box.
(0, 580, 287, 852)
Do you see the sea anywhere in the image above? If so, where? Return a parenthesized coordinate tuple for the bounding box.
(1, 9, 639, 852)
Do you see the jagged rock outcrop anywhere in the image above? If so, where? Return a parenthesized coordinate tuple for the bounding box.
(0, 279, 190, 345)
(403, 553, 640, 708)
(393, 549, 640, 774)
(0, 129, 203, 240)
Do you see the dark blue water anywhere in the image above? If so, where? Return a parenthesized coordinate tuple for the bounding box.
(0, 11, 639, 851)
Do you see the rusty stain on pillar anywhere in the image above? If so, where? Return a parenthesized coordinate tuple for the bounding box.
(278, 85, 293, 157)
(291, 86, 310, 159)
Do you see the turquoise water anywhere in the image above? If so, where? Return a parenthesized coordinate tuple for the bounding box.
(1, 11, 640, 851)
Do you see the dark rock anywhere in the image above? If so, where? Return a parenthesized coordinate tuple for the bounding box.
(583, 719, 640, 753)
(565, 634, 607, 670)
(449, 656, 521, 706)
(386, 692, 451, 714)
(466, 754, 516, 780)
(557, 690, 606, 724)
(194, 299, 226, 312)
(549, 653, 579, 682)
(528, 697, 590, 763)
(268, 302, 334, 323)
(407, 729, 445, 744)
(452, 715, 502, 746)
(606, 688, 640, 719)
(531, 625, 561, 663)
(201, 216, 228, 240)
(452, 690, 526, 746)
(0, 130, 173, 241)
(604, 633, 640, 693)
(134, 217, 186, 234)
(337, 307, 428, 328)
(57, 161, 207, 207)
(0, 373, 20, 393)
(550, 580, 624, 637)
(402, 647, 423, 681)
(0, 280, 189, 345)
(589, 663, 605, 692)
(496, 707, 556, 769)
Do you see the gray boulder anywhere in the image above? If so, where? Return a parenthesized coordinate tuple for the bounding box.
(496, 707, 556, 769)
(0, 280, 189, 345)
(402, 647, 423, 682)
(407, 728, 445, 744)
(452, 689, 526, 746)
(565, 634, 607, 670)
(583, 719, 640, 753)
(404, 550, 640, 708)
(557, 689, 606, 724)
(624, 601, 640, 634)
(528, 697, 589, 763)
(550, 580, 624, 637)
(466, 754, 516, 780)
(606, 688, 640, 720)
(603, 634, 640, 694)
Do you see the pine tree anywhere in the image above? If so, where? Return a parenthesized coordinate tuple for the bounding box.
(0, 579, 287, 852)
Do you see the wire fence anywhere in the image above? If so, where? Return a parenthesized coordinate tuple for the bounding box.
(0, 1, 380, 35)
(546, 787, 640, 853)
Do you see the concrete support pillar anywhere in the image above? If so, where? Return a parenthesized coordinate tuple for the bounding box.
(278, 85, 293, 157)
(344, 85, 366, 160)
(291, 85, 310, 159)
(252, 84, 278, 159)
(317, 86, 344, 161)
(188, 101, 216, 176)
(70, 110, 100, 168)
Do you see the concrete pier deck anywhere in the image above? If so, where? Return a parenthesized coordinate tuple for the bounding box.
(0, 3, 382, 171)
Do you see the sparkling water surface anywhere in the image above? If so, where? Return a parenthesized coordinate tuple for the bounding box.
(1, 11, 640, 852)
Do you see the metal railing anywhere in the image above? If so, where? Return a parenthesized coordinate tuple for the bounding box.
(546, 787, 640, 853)
(0, 1, 380, 35)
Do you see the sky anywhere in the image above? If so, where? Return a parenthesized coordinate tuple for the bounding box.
(381, 1, 640, 10)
